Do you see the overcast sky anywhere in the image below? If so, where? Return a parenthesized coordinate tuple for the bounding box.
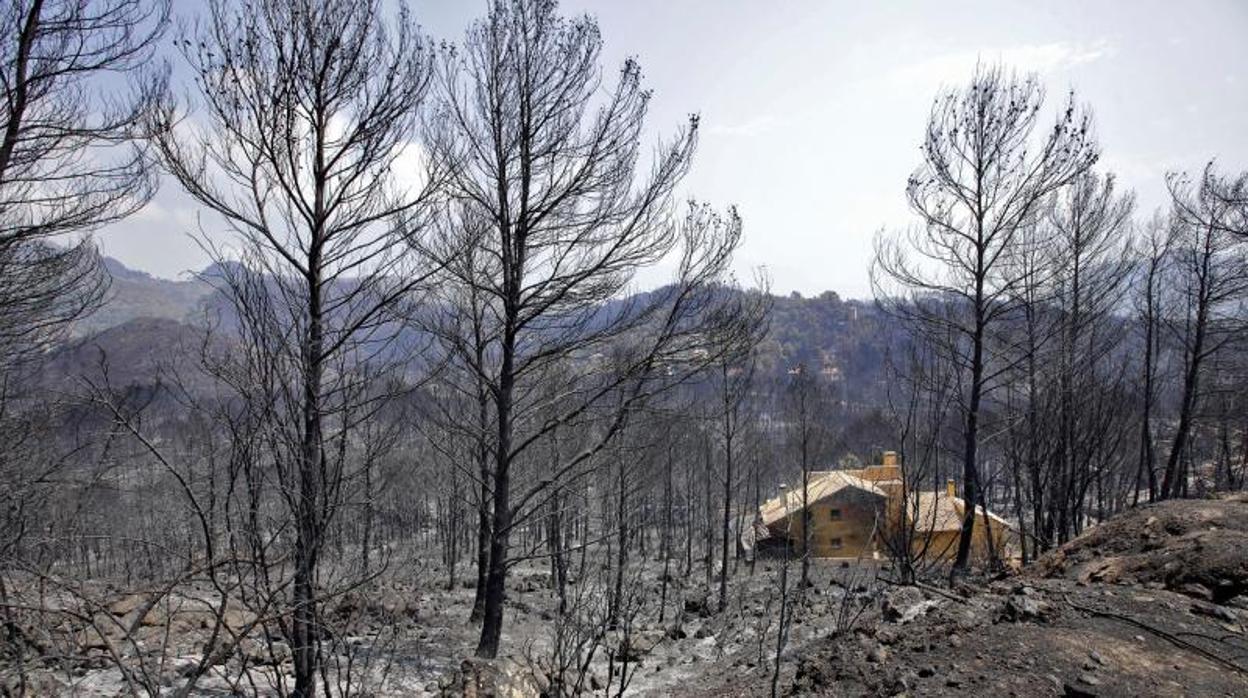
(100, 0, 1248, 298)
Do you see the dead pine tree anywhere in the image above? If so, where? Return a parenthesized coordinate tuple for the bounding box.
(873, 63, 1099, 577)
(783, 362, 831, 591)
(656, 416, 684, 624)
(714, 285, 769, 613)
(0, 3, 168, 684)
(1132, 213, 1175, 504)
(147, 1, 444, 693)
(415, 214, 499, 621)
(1159, 165, 1248, 499)
(1041, 171, 1135, 541)
(421, 0, 761, 658)
(0, 0, 168, 379)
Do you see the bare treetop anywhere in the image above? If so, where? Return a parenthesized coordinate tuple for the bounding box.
(0, 0, 169, 371)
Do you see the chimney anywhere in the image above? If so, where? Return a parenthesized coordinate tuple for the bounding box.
(882, 451, 899, 467)
(946, 478, 957, 499)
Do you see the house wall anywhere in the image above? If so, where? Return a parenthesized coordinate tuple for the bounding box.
(767, 491, 884, 559)
(910, 519, 1008, 562)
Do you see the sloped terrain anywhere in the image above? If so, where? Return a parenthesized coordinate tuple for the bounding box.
(691, 495, 1248, 697)
(72, 258, 211, 337)
(1030, 493, 1248, 604)
(776, 578, 1248, 697)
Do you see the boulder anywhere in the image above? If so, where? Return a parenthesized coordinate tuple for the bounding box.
(441, 657, 541, 698)
(881, 586, 940, 624)
(222, 607, 258, 630)
(616, 629, 665, 661)
(240, 638, 291, 666)
(1003, 594, 1051, 622)
(108, 594, 146, 617)
(683, 595, 712, 618)
(170, 655, 201, 678)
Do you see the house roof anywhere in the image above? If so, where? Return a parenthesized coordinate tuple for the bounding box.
(758, 470, 887, 528)
(908, 491, 1011, 533)
(756, 462, 1014, 536)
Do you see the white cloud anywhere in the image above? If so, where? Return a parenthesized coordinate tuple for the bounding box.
(890, 39, 1114, 88)
(705, 114, 782, 138)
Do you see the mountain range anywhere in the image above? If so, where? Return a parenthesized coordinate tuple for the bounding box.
(49, 257, 897, 405)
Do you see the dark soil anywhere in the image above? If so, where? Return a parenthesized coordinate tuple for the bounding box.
(692, 495, 1248, 697)
(778, 578, 1248, 697)
(1030, 493, 1248, 604)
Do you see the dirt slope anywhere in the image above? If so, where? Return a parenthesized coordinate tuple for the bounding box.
(1030, 493, 1248, 603)
(696, 495, 1248, 697)
(780, 578, 1248, 697)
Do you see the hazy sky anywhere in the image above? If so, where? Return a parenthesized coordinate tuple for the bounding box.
(100, 0, 1248, 298)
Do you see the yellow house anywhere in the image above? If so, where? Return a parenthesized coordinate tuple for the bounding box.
(754, 452, 1011, 562)
(756, 470, 889, 558)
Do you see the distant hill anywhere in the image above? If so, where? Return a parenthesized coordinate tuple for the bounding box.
(70, 258, 213, 337)
(51, 257, 901, 407)
(38, 317, 210, 394)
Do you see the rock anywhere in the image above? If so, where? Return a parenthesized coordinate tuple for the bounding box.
(1078, 673, 1101, 686)
(1191, 602, 1238, 623)
(684, 595, 712, 618)
(443, 657, 541, 698)
(1004, 594, 1050, 622)
(133, 625, 169, 648)
(881, 586, 940, 624)
(1088, 649, 1105, 666)
(1064, 679, 1099, 697)
(615, 629, 665, 661)
(108, 594, 146, 617)
(240, 639, 291, 666)
(223, 607, 257, 630)
(631, 629, 665, 656)
(79, 625, 115, 651)
(170, 656, 201, 678)
(948, 633, 962, 648)
(1180, 583, 1214, 601)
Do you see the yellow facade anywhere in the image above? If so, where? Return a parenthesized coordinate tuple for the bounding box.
(773, 493, 883, 558)
(759, 451, 1013, 562)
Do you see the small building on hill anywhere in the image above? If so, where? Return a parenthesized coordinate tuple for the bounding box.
(756, 469, 888, 558)
(751, 451, 1012, 562)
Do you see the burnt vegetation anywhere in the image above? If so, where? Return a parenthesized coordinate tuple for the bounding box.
(0, 1, 1247, 696)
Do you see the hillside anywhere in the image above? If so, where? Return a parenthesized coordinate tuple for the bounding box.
(62, 259, 901, 404)
(36, 316, 212, 396)
(69, 258, 212, 337)
(688, 496, 1248, 697)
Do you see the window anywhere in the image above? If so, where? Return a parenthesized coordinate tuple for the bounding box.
(829, 508, 842, 521)
(829, 537, 843, 549)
